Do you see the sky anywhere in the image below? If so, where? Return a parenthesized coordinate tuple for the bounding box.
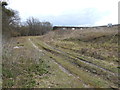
(5, 0, 119, 26)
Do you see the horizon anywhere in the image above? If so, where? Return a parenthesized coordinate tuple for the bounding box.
(52, 23, 119, 27)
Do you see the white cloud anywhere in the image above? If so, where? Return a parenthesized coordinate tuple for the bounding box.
(7, 0, 119, 26)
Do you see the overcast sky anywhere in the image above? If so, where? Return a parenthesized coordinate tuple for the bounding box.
(6, 0, 119, 26)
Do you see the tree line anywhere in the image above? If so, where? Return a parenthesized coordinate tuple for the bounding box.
(20, 17, 52, 36)
(1, 1, 53, 42)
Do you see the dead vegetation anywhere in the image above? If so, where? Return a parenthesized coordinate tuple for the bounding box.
(2, 37, 49, 88)
(2, 25, 119, 88)
(34, 26, 119, 88)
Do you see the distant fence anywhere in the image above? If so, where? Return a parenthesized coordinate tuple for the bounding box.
(53, 24, 120, 30)
(53, 26, 89, 30)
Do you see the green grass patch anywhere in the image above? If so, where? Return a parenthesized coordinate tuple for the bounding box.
(34, 40, 117, 88)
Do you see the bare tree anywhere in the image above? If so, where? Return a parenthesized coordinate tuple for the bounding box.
(26, 17, 52, 36)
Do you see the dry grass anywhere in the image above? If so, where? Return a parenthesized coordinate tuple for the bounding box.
(2, 37, 49, 88)
(31, 37, 118, 88)
(33, 26, 119, 88)
(40, 26, 118, 42)
(2, 25, 119, 88)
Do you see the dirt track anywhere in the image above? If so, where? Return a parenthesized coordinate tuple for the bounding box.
(28, 37, 118, 88)
(28, 38, 90, 88)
